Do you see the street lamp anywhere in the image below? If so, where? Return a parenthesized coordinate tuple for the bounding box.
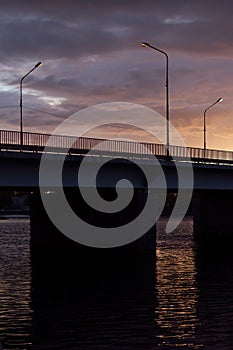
(203, 97, 223, 155)
(20, 62, 42, 148)
(141, 42, 170, 157)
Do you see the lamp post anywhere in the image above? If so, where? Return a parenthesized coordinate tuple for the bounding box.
(204, 97, 223, 156)
(20, 62, 42, 148)
(141, 42, 169, 157)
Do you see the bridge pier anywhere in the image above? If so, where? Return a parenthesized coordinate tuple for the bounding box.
(29, 189, 157, 348)
(30, 188, 156, 286)
(193, 191, 233, 248)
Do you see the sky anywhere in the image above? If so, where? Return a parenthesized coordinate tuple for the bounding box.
(0, 0, 232, 150)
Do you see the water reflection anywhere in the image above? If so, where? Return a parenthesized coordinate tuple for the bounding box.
(2, 217, 233, 349)
(195, 239, 233, 349)
(29, 218, 157, 349)
(0, 219, 32, 350)
(156, 218, 202, 349)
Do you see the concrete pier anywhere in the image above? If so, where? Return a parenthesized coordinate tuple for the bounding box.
(29, 189, 157, 348)
(193, 190, 233, 248)
(30, 188, 156, 286)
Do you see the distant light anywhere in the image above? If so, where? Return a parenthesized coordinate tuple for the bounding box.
(217, 98, 223, 103)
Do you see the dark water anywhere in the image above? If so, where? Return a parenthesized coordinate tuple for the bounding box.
(1, 217, 233, 349)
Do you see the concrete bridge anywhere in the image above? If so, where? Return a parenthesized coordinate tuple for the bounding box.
(1, 129, 233, 246)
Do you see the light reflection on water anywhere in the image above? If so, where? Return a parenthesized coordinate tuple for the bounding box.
(0, 219, 32, 350)
(156, 218, 202, 349)
(1, 217, 233, 349)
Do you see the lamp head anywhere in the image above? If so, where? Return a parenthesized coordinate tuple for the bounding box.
(217, 97, 223, 103)
(141, 42, 150, 47)
(35, 62, 42, 68)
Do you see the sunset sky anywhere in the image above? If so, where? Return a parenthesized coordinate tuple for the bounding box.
(0, 0, 232, 150)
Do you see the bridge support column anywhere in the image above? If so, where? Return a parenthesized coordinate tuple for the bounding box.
(30, 188, 156, 285)
(193, 191, 233, 248)
(29, 189, 157, 348)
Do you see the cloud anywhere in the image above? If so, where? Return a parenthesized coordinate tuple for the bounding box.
(0, 0, 232, 150)
(0, 0, 232, 62)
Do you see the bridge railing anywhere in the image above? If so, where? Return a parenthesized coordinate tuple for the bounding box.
(1, 129, 233, 163)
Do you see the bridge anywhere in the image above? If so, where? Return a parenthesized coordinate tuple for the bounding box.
(1, 129, 233, 246)
(1, 129, 233, 164)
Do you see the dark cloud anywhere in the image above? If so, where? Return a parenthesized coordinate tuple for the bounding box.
(0, 0, 232, 62)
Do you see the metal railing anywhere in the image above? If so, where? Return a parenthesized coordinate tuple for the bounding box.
(1, 129, 233, 164)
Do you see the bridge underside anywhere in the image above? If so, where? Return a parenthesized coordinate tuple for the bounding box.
(1, 150, 233, 191)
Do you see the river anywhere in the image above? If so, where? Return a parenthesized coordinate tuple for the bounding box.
(1, 217, 233, 349)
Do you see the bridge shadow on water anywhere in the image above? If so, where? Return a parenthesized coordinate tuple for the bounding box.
(194, 236, 233, 349)
(30, 251, 157, 349)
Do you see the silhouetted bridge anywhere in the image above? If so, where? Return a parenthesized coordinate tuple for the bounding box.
(1, 129, 233, 242)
